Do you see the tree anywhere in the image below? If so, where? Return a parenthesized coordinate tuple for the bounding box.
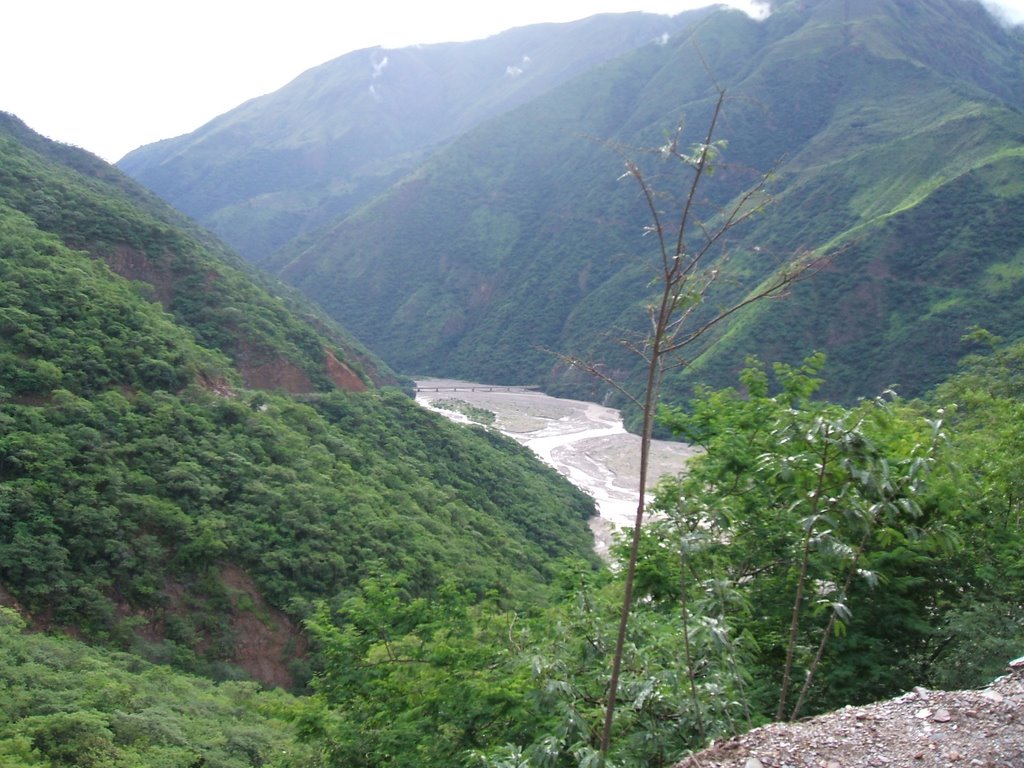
(473, 560, 758, 768)
(304, 572, 543, 768)
(561, 86, 819, 758)
(924, 335, 1024, 688)
(653, 357, 947, 720)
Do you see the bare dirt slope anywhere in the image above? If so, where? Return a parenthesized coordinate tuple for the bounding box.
(677, 665, 1023, 768)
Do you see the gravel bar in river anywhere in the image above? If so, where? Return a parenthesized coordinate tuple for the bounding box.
(415, 379, 698, 557)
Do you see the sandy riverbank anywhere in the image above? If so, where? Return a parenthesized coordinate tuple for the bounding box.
(415, 379, 698, 558)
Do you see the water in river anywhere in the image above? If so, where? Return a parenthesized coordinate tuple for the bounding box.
(415, 379, 697, 558)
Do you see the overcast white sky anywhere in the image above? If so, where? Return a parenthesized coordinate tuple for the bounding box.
(3, 0, 1022, 162)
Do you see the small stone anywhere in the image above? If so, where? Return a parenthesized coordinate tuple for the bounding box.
(981, 689, 1004, 704)
(932, 708, 953, 723)
(913, 752, 925, 760)
(913, 686, 931, 701)
(945, 750, 962, 761)
(915, 708, 933, 719)
(825, 761, 842, 768)
(744, 758, 764, 768)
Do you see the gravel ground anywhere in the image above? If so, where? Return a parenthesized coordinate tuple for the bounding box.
(676, 666, 1024, 768)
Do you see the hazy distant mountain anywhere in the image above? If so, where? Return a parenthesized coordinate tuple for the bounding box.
(122, 0, 1024, 406)
(119, 10, 712, 262)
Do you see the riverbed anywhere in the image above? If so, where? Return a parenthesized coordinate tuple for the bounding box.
(415, 379, 698, 558)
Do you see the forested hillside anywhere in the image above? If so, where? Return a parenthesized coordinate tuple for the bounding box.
(0, 114, 597, 693)
(0, 608, 321, 767)
(0, 111, 397, 395)
(122, 0, 1024, 408)
(291, 347, 1024, 767)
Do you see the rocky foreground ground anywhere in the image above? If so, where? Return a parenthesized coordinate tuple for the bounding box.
(676, 663, 1023, 768)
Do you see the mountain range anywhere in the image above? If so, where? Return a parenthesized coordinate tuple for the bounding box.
(4, 3, 1024, 760)
(118, 9, 713, 263)
(120, 0, 1024, 406)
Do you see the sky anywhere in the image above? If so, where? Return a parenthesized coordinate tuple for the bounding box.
(3, 0, 1022, 163)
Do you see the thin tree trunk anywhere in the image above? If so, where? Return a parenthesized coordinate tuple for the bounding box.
(679, 549, 705, 741)
(790, 528, 871, 720)
(776, 433, 832, 721)
(599, 295, 667, 755)
(775, 526, 814, 721)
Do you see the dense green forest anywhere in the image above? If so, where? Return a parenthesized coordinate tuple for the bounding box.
(2, 334, 1021, 766)
(292, 348, 1024, 767)
(0, 111, 397, 395)
(0, 608, 319, 767)
(0, 115, 600, 763)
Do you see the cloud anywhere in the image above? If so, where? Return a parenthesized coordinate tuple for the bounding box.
(740, 1, 772, 21)
(369, 55, 388, 100)
(979, 0, 1024, 25)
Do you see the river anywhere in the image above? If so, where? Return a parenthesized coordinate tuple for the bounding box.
(415, 379, 698, 558)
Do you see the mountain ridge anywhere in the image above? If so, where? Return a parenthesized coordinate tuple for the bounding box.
(1, 110, 399, 395)
(119, 9, 714, 261)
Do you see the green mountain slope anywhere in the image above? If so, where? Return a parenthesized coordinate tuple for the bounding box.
(118, 10, 712, 262)
(264, 0, 1024, 404)
(0, 117, 597, 684)
(0, 111, 397, 395)
(0, 608, 319, 767)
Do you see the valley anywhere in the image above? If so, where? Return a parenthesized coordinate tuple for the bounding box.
(2, 0, 1024, 765)
(119, 0, 1024, 407)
